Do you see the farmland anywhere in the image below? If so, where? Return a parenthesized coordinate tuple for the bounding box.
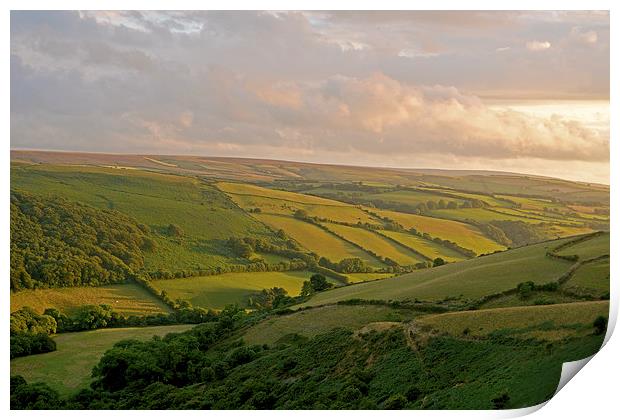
(296, 237, 579, 308)
(152, 271, 324, 309)
(242, 304, 414, 345)
(556, 232, 610, 260)
(379, 230, 466, 262)
(253, 213, 383, 267)
(321, 222, 425, 265)
(9, 152, 610, 410)
(10, 283, 170, 316)
(415, 301, 609, 339)
(11, 164, 281, 273)
(11, 324, 194, 395)
(563, 258, 610, 295)
(369, 209, 504, 254)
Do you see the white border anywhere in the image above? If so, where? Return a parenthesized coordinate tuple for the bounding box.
(2, 1, 616, 419)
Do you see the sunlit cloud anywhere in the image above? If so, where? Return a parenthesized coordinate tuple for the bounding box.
(10, 11, 610, 183)
(526, 40, 551, 51)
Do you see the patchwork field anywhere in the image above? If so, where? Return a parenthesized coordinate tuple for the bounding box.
(563, 258, 610, 295)
(10, 283, 170, 316)
(242, 304, 414, 345)
(253, 213, 383, 267)
(219, 182, 376, 224)
(11, 324, 194, 395)
(415, 301, 609, 339)
(557, 233, 610, 260)
(379, 230, 466, 262)
(321, 222, 424, 265)
(368, 209, 503, 254)
(10, 164, 280, 272)
(153, 271, 325, 309)
(430, 207, 535, 223)
(296, 237, 577, 308)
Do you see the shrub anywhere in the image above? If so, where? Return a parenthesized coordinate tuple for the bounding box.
(593, 316, 607, 335)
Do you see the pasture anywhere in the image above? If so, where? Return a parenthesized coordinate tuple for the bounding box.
(10, 164, 280, 272)
(242, 304, 413, 345)
(563, 258, 609, 295)
(153, 271, 324, 309)
(379, 230, 466, 262)
(557, 232, 610, 260)
(296, 237, 575, 308)
(10, 283, 170, 316)
(321, 222, 424, 265)
(254, 213, 383, 267)
(415, 301, 609, 339)
(10, 324, 194, 395)
(369, 209, 504, 254)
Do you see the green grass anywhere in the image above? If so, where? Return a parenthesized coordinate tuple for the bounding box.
(369, 208, 503, 255)
(153, 271, 324, 309)
(430, 207, 534, 223)
(10, 324, 194, 395)
(242, 304, 412, 345)
(358, 189, 466, 207)
(11, 164, 282, 273)
(321, 222, 424, 265)
(379, 230, 466, 262)
(346, 272, 395, 283)
(10, 283, 171, 316)
(563, 258, 609, 295)
(296, 237, 575, 308)
(218, 181, 376, 224)
(557, 232, 609, 260)
(254, 213, 383, 267)
(415, 301, 609, 339)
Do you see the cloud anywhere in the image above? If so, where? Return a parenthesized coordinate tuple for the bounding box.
(9, 11, 610, 183)
(571, 27, 598, 44)
(526, 40, 551, 51)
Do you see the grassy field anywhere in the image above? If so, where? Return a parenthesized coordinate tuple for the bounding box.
(368, 209, 503, 254)
(218, 181, 376, 224)
(563, 258, 609, 295)
(321, 222, 424, 265)
(557, 232, 610, 260)
(10, 283, 170, 315)
(346, 272, 395, 283)
(153, 271, 324, 309)
(379, 230, 466, 262)
(253, 213, 383, 267)
(430, 207, 535, 223)
(242, 304, 413, 345)
(11, 164, 281, 272)
(497, 195, 554, 211)
(356, 189, 466, 207)
(415, 301, 609, 339)
(11, 324, 194, 395)
(296, 237, 575, 308)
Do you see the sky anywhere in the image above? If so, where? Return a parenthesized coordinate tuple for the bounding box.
(10, 11, 610, 183)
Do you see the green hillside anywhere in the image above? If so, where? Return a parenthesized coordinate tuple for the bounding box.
(296, 237, 585, 308)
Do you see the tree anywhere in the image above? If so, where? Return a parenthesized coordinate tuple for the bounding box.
(516, 281, 535, 300)
(433, 257, 446, 267)
(593, 316, 607, 335)
(447, 201, 458, 209)
(417, 202, 428, 214)
(426, 200, 437, 210)
(491, 392, 510, 409)
(166, 224, 183, 237)
(293, 209, 309, 220)
(437, 199, 447, 209)
(384, 393, 408, 409)
(310, 274, 332, 291)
